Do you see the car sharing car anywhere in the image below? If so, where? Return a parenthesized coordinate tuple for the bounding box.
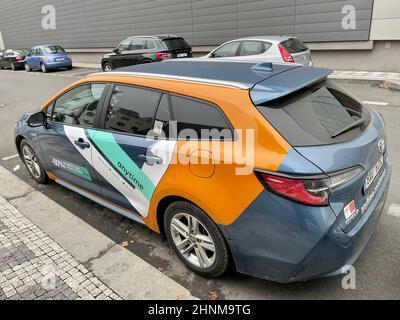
(15, 60, 391, 283)
(101, 35, 193, 72)
(205, 36, 313, 67)
(24, 45, 72, 73)
(0, 48, 30, 71)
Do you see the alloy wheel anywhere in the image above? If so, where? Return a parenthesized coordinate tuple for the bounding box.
(103, 63, 112, 72)
(22, 146, 41, 179)
(170, 213, 216, 269)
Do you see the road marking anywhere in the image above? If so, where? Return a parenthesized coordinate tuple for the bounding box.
(13, 165, 20, 172)
(363, 101, 389, 106)
(2, 154, 19, 161)
(388, 204, 400, 218)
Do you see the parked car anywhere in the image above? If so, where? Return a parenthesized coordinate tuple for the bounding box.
(0, 48, 30, 71)
(101, 35, 193, 72)
(15, 60, 390, 283)
(24, 45, 72, 73)
(205, 36, 313, 66)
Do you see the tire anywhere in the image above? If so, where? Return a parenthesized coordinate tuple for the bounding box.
(41, 63, 48, 73)
(67, 66, 73, 70)
(25, 63, 31, 72)
(164, 201, 230, 278)
(102, 61, 112, 72)
(20, 140, 48, 184)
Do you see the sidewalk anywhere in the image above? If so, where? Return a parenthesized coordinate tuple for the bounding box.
(0, 166, 194, 300)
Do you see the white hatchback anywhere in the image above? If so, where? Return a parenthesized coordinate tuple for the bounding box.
(204, 36, 313, 67)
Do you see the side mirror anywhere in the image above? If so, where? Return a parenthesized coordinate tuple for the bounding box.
(113, 48, 120, 54)
(27, 111, 47, 128)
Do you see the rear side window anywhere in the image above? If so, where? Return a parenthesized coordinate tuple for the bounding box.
(163, 38, 190, 50)
(257, 81, 371, 147)
(239, 41, 266, 56)
(105, 85, 161, 136)
(280, 38, 308, 53)
(171, 95, 233, 140)
(129, 38, 145, 50)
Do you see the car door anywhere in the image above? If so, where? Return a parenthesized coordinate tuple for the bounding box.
(88, 84, 176, 218)
(38, 83, 108, 196)
(2, 49, 13, 68)
(237, 41, 271, 60)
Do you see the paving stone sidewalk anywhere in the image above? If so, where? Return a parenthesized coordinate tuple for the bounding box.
(0, 195, 122, 300)
(330, 70, 400, 83)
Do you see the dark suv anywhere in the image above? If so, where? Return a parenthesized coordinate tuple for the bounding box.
(101, 35, 193, 72)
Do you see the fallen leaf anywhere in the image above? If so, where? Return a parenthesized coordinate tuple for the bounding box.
(158, 267, 165, 272)
(121, 241, 129, 248)
(176, 294, 187, 300)
(210, 291, 219, 300)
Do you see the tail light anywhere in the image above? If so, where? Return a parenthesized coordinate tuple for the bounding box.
(44, 56, 51, 63)
(278, 44, 295, 63)
(156, 52, 172, 61)
(256, 167, 363, 206)
(15, 56, 23, 61)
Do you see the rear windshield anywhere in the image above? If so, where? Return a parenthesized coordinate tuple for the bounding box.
(281, 38, 308, 53)
(163, 38, 190, 50)
(44, 46, 65, 54)
(257, 80, 371, 147)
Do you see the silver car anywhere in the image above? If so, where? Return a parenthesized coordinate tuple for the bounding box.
(204, 36, 313, 67)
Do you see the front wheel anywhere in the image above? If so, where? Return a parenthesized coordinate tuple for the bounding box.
(20, 140, 48, 184)
(165, 202, 230, 278)
(102, 61, 112, 72)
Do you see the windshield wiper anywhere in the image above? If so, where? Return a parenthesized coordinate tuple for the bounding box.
(331, 119, 364, 138)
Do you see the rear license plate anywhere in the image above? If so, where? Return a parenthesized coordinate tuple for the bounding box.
(177, 53, 188, 58)
(365, 156, 384, 191)
(55, 58, 64, 62)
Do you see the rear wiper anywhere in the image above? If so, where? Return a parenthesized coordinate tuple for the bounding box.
(331, 119, 365, 138)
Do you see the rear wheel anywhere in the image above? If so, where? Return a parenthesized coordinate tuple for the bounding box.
(102, 61, 112, 72)
(20, 140, 48, 184)
(164, 201, 230, 278)
(41, 63, 48, 73)
(25, 63, 31, 72)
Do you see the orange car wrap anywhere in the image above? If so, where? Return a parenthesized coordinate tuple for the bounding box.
(41, 74, 291, 233)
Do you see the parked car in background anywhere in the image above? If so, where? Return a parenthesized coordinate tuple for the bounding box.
(205, 36, 313, 67)
(101, 35, 193, 72)
(24, 45, 72, 73)
(0, 48, 30, 71)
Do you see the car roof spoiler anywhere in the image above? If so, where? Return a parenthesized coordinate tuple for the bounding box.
(250, 66, 333, 105)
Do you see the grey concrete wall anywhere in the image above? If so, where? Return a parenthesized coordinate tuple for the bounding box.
(0, 0, 373, 49)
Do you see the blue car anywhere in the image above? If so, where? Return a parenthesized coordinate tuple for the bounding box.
(13, 60, 392, 282)
(24, 45, 72, 73)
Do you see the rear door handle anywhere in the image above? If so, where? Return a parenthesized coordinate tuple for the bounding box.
(137, 154, 163, 166)
(74, 138, 90, 150)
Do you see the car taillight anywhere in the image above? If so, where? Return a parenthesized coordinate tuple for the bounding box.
(16, 56, 23, 61)
(156, 52, 172, 60)
(256, 167, 363, 206)
(44, 56, 50, 63)
(278, 44, 295, 63)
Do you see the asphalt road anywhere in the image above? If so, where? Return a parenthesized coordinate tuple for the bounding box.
(0, 68, 399, 300)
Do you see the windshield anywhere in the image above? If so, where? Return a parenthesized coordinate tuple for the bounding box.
(163, 38, 190, 50)
(281, 38, 308, 53)
(257, 80, 371, 147)
(15, 48, 30, 55)
(44, 46, 66, 54)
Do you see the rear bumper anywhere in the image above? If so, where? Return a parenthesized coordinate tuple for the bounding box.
(220, 162, 391, 283)
(45, 61, 72, 69)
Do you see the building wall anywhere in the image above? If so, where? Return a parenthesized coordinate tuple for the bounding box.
(0, 0, 373, 49)
(370, 0, 400, 41)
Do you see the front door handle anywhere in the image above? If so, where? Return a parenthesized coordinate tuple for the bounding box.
(137, 154, 163, 166)
(74, 138, 90, 150)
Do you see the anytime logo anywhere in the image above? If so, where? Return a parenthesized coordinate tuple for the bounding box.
(118, 161, 144, 191)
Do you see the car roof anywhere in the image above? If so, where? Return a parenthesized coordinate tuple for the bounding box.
(127, 35, 182, 41)
(223, 36, 296, 44)
(93, 59, 331, 104)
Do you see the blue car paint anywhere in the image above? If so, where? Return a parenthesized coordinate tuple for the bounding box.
(24, 45, 72, 71)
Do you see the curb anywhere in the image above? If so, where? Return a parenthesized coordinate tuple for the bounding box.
(0, 166, 196, 300)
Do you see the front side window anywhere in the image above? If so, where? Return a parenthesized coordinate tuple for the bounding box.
(105, 85, 161, 136)
(129, 39, 145, 51)
(239, 41, 266, 56)
(52, 83, 106, 128)
(213, 42, 240, 58)
(171, 95, 232, 140)
(117, 40, 131, 52)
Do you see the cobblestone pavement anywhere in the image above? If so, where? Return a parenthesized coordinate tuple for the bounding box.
(0, 196, 122, 300)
